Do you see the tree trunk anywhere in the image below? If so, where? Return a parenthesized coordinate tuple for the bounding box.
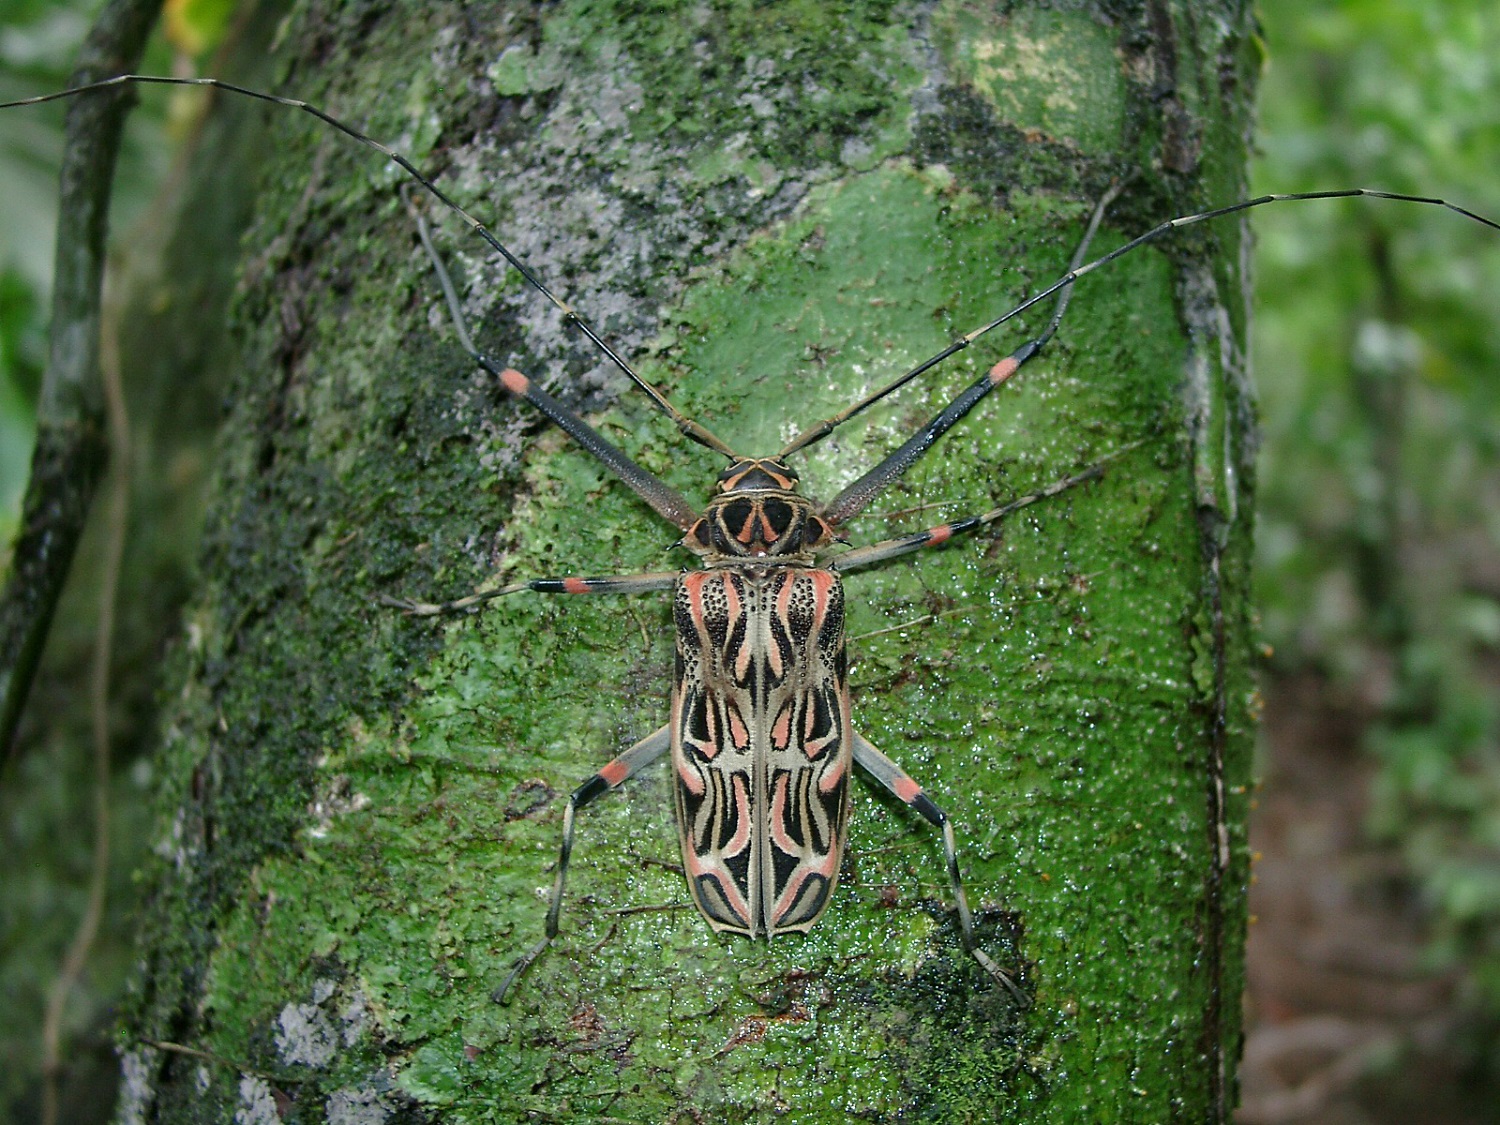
(89, 0, 1259, 1119)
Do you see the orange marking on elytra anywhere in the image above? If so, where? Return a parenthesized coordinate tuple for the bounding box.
(927, 524, 953, 545)
(816, 748, 847, 792)
(771, 706, 792, 751)
(894, 777, 922, 802)
(499, 367, 530, 395)
(676, 756, 706, 795)
(805, 571, 834, 634)
(562, 576, 591, 594)
(727, 704, 750, 751)
(600, 758, 630, 786)
(768, 774, 795, 852)
(722, 773, 752, 857)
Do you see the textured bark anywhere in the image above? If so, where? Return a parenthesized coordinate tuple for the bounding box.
(103, 1, 1258, 1119)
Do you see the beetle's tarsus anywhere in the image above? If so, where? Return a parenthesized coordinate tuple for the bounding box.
(969, 944, 1031, 1009)
(492, 936, 553, 1005)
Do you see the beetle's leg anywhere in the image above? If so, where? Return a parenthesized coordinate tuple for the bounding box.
(408, 188, 740, 487)
(852, 733, 1028, 1006)
(829, 445, 1136, 575)
(783, 183, 1500, 464)
(494, 723, 673, 1004)
(795, 183, 1124, 506)
(382, 571, 679, 616)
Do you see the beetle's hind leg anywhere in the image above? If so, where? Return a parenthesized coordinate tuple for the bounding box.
(852, 733, 1028, 1006)
(493, 724, 672, 1004)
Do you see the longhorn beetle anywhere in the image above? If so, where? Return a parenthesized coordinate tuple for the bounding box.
(6, 59, 1498, 1013)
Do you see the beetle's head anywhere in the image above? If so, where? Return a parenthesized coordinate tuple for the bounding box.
(683, 458, 836, 561)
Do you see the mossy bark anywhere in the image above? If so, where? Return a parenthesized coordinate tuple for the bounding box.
(108, 1, 1259, 1119)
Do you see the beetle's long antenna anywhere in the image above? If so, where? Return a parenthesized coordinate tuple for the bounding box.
(2, 74, 739, 458)
(779, 187, 1500, 459)
(816, 183, 1122, 525)
(407, 193, 707, 529)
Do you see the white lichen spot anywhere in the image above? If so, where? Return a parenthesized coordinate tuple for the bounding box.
(972, 32, 1082, 120)
(276, 983, 341, 1067)
(593, 68, 643, 129)
(742, 91, 776, 119)
(340, 990, 370, 1046)
(840, 137, 874, 168)
(327, 1083, 395, 1125)
(307, 773, 373, 839)
(234, 1076, 281, 1125)
(117, 1047, 160, 1125)
(156, 805, 191, 869)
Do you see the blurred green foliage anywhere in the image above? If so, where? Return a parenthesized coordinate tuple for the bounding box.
(0, 3, 229, 1118)
(0, 0, 178, 548)
(1253, 0, 1500, 1032)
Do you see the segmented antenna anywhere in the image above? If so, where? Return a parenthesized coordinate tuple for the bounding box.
(778, 188, 1500, 459)
(8, 80, 1497, 468)
(1, 74, 739, 458)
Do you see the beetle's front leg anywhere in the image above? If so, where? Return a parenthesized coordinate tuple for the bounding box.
(382, 571, 680, 616)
